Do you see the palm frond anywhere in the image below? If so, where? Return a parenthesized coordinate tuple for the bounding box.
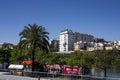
(18, 23, 50, 53)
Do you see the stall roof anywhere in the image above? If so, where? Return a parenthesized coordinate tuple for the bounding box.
(22, 61, 32, 65)
(22, 61, 39, 65)
(8, 64, 24, 70)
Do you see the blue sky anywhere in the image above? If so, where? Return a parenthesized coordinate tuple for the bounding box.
(0, 0, 120, 44)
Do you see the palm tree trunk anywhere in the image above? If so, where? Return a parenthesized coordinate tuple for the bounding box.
(103, 67, 107, 80)
(32, 49, 35, 71)
(32, 43, 36, 71)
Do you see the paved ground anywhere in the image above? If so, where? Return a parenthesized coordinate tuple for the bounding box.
(0, 72, 50, 80)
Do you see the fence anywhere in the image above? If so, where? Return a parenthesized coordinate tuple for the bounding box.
(0, 69, 120, 80)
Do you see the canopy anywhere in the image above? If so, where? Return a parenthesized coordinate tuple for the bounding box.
(22, 61, 32, 65)
(8, 64, 24, 70)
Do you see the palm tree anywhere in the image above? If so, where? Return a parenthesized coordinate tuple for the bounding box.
(18, 24, 49, 71)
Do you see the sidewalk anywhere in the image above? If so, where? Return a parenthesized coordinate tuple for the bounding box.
(0, 72, 50, 80)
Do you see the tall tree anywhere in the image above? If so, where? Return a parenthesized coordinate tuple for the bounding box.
(66, 51, 82, 67)
(93, 50, 116, 78)
(0, 48, 11, 63)
(10, 46, 25, 63)
(18, 24, 49, 71)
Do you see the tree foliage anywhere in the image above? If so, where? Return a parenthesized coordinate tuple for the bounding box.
(10, 46, 25, 63)
(93, 50, 119, 77)
(66, 52, 82, 67)
(0, 48, 11, 63)
(82, 51, 94, 68)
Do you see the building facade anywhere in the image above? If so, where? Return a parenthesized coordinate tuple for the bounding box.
(0, 43, 14, 49)
(59, 29, 94, 52)
(59, 29, 75, 52)
(49, 39, 59, 52)
(74, 32, 94, 42)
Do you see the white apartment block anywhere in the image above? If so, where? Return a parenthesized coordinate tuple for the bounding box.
(59, 29, 75, 52)
(59, 29, 94, 52)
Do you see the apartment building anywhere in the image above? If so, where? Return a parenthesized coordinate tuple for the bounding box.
(59, 29, 94, 52)
(59, 29, 75, 52)
(49, 39, 59, 52)
(0, 43, 14, 49)
(74, 32, 94, 42)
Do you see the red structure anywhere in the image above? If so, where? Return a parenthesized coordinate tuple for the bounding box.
(22, 61, 32, 65)
(63, 65, 79, 75)
(45, 64, 61, 74)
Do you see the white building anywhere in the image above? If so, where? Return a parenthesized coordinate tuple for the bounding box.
(59, 29, 94, 52)
(59, 29, 75, 52)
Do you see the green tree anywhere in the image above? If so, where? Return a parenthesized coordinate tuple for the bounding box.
(35, 49, 49, 64)
(0, 48, 11, 64)
(18, 24, 49, 71)
(10, 47, 19, 62)
(58, 54, 69, 65)
(112, 50, 120, 71)
(66, 52, 82, 67)
(46, 52, 60, 64)
(82, 51, 94, 68)
(66, 51, 94, 68)
(10, 46, 25, 63)
(93, 50, 116, 77)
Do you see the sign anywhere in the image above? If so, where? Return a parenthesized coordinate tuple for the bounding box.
(63, 65, 79, 75)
